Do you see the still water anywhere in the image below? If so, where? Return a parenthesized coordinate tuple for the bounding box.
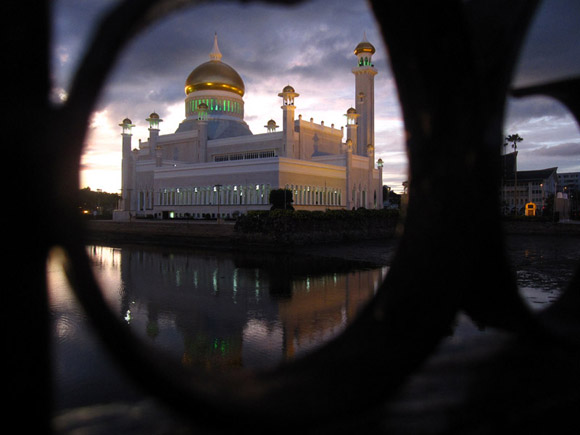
(48, 245, 388, 411)
(48, 236, 577, 412)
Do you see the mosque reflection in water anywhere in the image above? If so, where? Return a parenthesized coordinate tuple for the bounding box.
(89, 245, 387, 371)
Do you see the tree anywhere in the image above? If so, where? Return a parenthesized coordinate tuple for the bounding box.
(78, 187, 121, 218)
(383, 185, 401, 207)
(543, 193, 555, 218)
(505, 133, 523, 152)
(504, 133, 523, 214)
(269, 189, 294, 210)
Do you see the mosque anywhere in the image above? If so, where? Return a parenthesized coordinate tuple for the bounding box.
(114, 34, 384, 221)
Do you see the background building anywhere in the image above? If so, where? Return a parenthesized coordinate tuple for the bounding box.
(558, 172, 580, 193)
(502, 167, 558, 215)
(557, 172, 579, 219)
(114, 35, 384, 221)
(501, 153, 578, 219)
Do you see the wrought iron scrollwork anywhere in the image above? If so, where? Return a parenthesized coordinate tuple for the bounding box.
(9, 0, 579, 433)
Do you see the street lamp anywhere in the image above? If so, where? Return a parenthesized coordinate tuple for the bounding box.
(214, 184, 222, 223)
(540, 183, 545, 215)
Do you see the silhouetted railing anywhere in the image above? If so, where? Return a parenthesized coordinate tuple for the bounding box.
(9, 0, 579, 433)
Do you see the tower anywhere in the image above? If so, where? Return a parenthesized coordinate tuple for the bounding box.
(345, 139, 353, 209)
(265, 119, 279, 133)
(352, 34, 377, 157)
(345, 107, 359, 154)
(278, 85, 299, 158)
(119, 118, 135, 213)
(367, 143, 375, 208)
(146, 112, 162, 158)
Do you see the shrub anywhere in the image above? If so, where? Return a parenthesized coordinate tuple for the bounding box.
(234, 208, 399, 238)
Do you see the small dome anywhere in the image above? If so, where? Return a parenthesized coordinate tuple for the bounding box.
(354, 40, 375, 55)
(149, 112, 159, 119)
(265, 119, 279, 131)
(122, 118, 132, 124)
(346, 107, 357, 114)
(278, 85, 299, 100)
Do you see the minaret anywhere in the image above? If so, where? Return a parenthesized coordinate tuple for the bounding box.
(345, 139, 353, 209)
(367, 143, 375, 208)
(278, 85, 299, 158)
(345, 107, 359, 154)
(146, 112, 162, 159)
(265, 119, 279, 132)
(352, 33, 377, 157)
(119, 118, 135, 213)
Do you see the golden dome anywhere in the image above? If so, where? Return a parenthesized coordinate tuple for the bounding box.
(185, 35, 245, 96)
(282, 85, 295, 93)
(185, 60, 245, 96)
(354, 40, 375, 55)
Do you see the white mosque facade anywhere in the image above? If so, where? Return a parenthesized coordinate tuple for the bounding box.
(114, 35, 384, 221)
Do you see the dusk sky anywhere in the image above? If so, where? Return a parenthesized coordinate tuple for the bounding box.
(51, 0, 580, 194)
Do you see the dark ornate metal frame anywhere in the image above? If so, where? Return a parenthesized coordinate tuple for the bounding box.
(8, 0, 579, 433)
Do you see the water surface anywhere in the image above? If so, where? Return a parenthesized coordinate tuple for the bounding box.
(48, 235, 578, 412)
(49, 245, 387, 410)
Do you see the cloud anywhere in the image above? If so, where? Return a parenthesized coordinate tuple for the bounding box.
(512, 0, 580, 87)
(531, 143, 580, 157)
(54, 0, 579, 193)
(503, 93, 580, 173)
(505, 95, 571, 124)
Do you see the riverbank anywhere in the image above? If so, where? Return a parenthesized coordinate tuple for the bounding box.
(84, 220, 237, 247)
(84, 218, 580, 245)
(82, 219, 400, 266)
(501, 219, 580, 235)
(83, 219, 401, 247)
(82, 219, 580, 268)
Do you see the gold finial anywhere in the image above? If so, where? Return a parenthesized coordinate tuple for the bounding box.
(210, 32, 222, 61)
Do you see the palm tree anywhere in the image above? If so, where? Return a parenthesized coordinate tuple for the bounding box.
(505, 133, 523, 151)
(505, 134, 523, 214)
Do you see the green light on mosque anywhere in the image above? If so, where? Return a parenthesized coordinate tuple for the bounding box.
(358, 57, 372, 67)
(213, 338, 230, 355)
(190, 98, 241, 116)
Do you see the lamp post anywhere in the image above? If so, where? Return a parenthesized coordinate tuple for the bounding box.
(377, 158, 384, 209)
(214, 184, 222, 223)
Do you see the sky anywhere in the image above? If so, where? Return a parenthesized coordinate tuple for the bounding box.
(51, 0, 580, 194)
